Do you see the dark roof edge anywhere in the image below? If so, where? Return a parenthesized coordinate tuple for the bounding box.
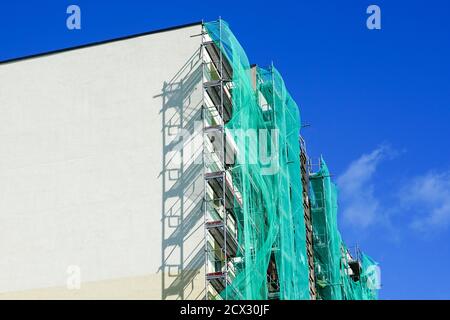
(0, 21, 203, 65)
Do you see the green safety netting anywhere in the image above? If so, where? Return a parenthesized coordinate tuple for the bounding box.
(341, 252, 380, 300)
(205, 19, 309, 300)
(310, 159, 379, 300)
(204, 19, 379, 300)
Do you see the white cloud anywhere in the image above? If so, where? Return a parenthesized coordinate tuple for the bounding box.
(336, 145, 450, 236)
(399, 171, 450, 232)
(337, 146, 390, 228)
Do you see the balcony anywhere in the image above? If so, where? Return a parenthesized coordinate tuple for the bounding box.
(203, 81, 233, 123)
(205, 220, 239, 258)
(203, 39, 233, 124)
(206, 261, 239, 297)
(203, 40, 233, 82)
(205, 171, 242, 211)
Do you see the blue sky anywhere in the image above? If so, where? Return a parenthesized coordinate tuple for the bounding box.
(1, 0, 450, 299)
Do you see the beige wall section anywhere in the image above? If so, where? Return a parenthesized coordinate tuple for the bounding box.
(0, 271, 206, 300)
(0, 24, 205, 299)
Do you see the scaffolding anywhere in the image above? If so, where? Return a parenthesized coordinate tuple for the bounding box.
(309, 159, 379, 300)
(201, 19, 379, 300)
(202, 19, 310, 300)
(202, 20, 239, 300)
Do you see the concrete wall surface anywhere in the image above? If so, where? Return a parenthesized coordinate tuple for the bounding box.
(0, 23, 205, 299)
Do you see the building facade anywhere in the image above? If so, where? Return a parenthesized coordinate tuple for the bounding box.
(0, 20, 379, 300)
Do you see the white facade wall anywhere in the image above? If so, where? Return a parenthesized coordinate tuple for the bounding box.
(0, 24, 205, 299)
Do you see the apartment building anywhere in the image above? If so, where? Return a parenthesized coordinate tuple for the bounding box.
(0, 19, 379, 300)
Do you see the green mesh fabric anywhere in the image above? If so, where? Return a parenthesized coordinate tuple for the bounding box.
(309, 159, 342, 299)
(310, 158, 379, 300)
(258, 66, 309, 300)
(205, 19, 309, 300)
(204, 19, 379, 300)
(340, 252, 380, 300)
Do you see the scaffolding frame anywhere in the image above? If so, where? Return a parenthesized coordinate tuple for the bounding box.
(200, 18, 378, 301)
(201, 20, 237, 300)
(299, 136, 317, 300)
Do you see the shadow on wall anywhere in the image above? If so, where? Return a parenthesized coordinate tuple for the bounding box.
(157, 48, 205, 300)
